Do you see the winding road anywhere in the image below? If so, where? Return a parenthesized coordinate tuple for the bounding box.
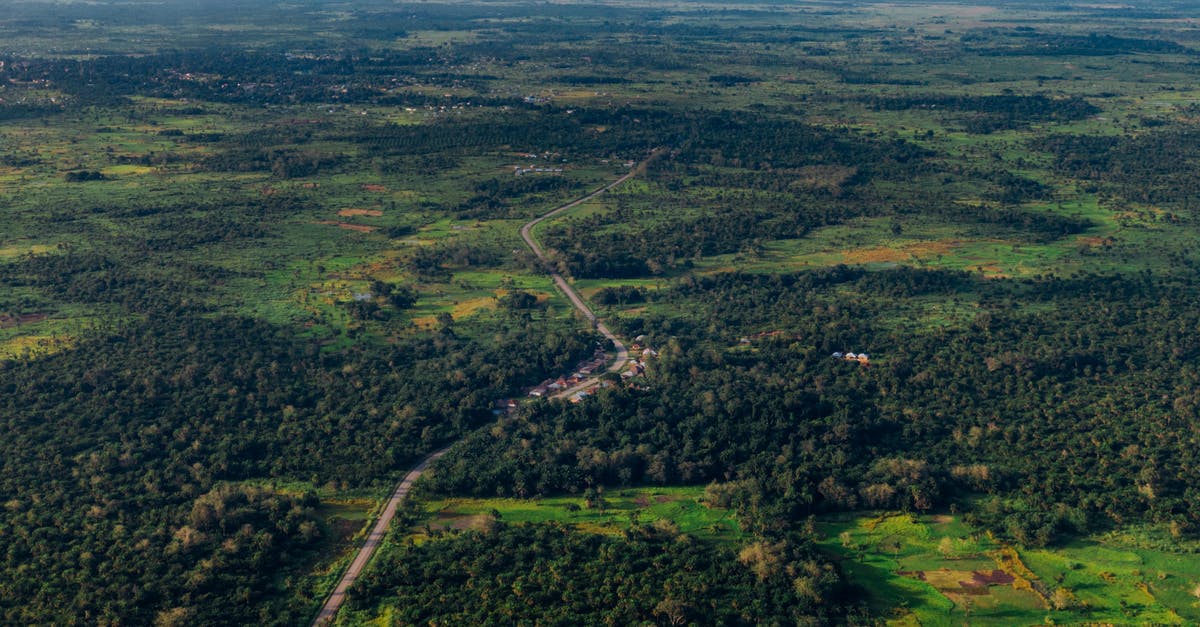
(311, 155, 651, 626)
(519, 169, 641, 384)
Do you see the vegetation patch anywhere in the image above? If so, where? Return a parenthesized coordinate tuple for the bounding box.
(416, 486, 743, 542)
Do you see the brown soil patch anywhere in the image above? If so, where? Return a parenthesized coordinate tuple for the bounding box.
(330, 518, 362, 542)
(920, 569, 981, 590)
(634, 496, 651, 507)
(313, 220, 378, 233)
(842, 240, 958, 265)
(973, 569, 1015, 586)
(361, 184, 387, 192)
(338, 208, 384, 217)
(451, 297, 496, 318)
(436, 512, 490, 531)
(301, 182, 320, 189)
(930, 515, 954, 523)
(0, 313, 48, 328)
(654, 495, 673, 503)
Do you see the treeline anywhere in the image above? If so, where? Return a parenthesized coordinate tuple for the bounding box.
(345, 523, 859, 625)
(452, 175, 584, 219)
(1035, 129, 1200, 206)
(542, 192, 828, 278)
(203, 147, 343, 178)
(678, 113, 932, 173)
(859, 94, 1099, 133)
(967, 32, 1190, 56)
(344, 107, 678, 159)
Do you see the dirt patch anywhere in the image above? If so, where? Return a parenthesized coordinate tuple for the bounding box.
(330, 518, 362, 542)
(842, 240, 958, 265)
(361, 184, 387, 192)
(0, 313, 48, 328)
(634, 496, 651, 507)
(654, 495, 673, 504)
(313, 220, 378, 233)
(338, 208, 384, 217)
(920, 569, 981, 590)
(435, 512, 490, 531)
(451, 297, 496, 318)
(973, 569, 1015, 586)
(786, 165, 858, 193)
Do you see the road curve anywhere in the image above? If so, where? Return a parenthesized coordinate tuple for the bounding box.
(520, 159, 658, 384)
(310, 448, 448, 627)
(311, 156, 654, 625)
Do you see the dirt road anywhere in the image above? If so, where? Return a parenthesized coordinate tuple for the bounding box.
(311, 156, 652, 625)
(520, 164, 651, 383)
(310, 448, 447, 627)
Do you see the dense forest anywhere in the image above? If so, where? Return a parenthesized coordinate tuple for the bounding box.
(345, 522, 859, 625)
(428, 269, 1200, 545)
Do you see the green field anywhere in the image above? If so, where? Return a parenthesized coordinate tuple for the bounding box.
(415, 486, 744, 543)
(818, 513, 1200, 625)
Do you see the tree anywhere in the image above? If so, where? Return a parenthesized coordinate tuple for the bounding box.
(938, 536, 956, 560)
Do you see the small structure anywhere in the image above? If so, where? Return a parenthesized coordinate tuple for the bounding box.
(833, 351, 871, 365)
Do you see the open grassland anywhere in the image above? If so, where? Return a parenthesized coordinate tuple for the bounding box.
(818, 513, 1200, 626)
(415, 486, 744, 543)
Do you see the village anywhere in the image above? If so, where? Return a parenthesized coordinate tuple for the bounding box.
(491, 338, 657, 414)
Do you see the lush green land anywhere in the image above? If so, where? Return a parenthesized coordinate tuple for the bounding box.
(4, 0, 1200, 624)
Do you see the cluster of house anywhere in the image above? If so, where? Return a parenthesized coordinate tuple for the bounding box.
(596, 159, 637, 169)
(832, 351, 870, 364)
(519, 339, 658, 405)
(513, 165, 564, 176)
(526, 349, 611, 399)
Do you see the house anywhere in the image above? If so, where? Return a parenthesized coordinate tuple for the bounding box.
(529, 385, 548, 397)
(832, 352, 844, 359)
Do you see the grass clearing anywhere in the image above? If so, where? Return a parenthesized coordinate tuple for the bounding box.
(416, 486, 743, 543)
(818, 512, 1200, 625)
